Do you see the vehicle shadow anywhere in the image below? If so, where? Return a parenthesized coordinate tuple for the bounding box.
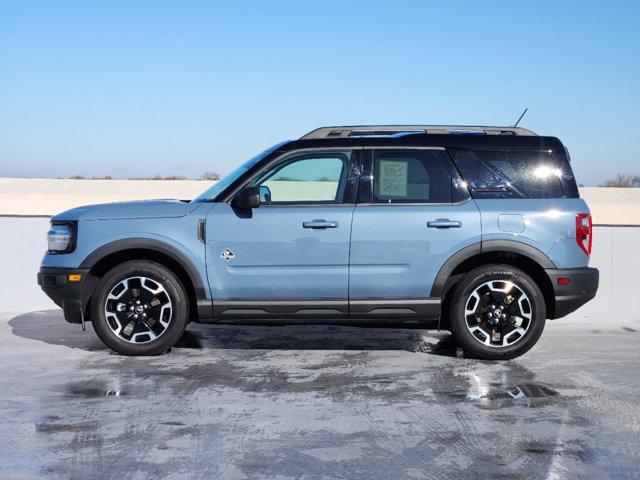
(8, 309, 460, 357)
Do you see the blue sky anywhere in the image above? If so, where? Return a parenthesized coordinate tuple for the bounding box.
(1, 0, 639, 185)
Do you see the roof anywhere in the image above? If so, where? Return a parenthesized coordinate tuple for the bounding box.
(301, 125, 537, 140)
(286, 126, 562, 153)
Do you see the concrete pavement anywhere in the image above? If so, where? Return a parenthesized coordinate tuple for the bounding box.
(1, 309, 639, 479)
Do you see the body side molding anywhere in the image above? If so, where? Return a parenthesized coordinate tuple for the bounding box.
(200, 298, 441, 323)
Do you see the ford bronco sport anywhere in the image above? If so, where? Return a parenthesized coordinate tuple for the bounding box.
(38, 125, 599, 359)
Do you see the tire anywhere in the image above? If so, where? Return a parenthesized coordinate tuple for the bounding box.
(90, 260, 189, 355)
(448, 264, 546, 360)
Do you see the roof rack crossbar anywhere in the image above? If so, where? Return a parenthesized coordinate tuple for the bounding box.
(301, 125, 537, 139)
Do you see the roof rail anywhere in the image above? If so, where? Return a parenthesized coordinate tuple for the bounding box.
(300, 125, 537, 139)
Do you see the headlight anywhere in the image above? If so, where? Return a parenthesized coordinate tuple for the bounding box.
(47, 223, 75, 253)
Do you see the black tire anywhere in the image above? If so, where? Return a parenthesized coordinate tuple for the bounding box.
(91, 260, 189, 355)
(449, 264, 546, 360)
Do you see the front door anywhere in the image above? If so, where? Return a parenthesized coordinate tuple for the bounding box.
(349, 148, 482, 320)
(205, 149, 360, 320)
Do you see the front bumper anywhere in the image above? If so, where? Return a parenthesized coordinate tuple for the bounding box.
(38, 267, 91, 324)
(545, 267, 599, 319)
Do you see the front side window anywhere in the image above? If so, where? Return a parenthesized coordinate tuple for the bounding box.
(371, 150, 453, 203)
(192, 141, 287, 202)
(250, 151, 351, 204)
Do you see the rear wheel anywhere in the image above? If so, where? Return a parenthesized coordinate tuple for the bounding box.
(449, 264, 546, 360)
(91, 260, 188, 355)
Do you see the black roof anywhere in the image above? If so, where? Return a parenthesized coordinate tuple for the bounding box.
(301, 125, 537, 138)
(282, 127, 564, 152)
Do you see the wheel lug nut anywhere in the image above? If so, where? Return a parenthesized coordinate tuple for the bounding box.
(133, 314, 139, 319)
(143, 305, 148, 310)
(129, 306, 134, 311)
(490, 305, 496, 310)
(136, 300, 141, 305)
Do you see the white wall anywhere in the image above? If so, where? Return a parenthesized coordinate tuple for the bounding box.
(0, 178, 208, 216)
(0, 217, 54, 311)
(2, 178, 640, 226)
(1, 218, 637, 319)
(578, 226, 640, 318)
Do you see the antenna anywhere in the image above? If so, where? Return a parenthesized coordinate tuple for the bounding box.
(512, 108, 528, 127)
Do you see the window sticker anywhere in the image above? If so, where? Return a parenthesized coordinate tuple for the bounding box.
(379, 160, 408, 196)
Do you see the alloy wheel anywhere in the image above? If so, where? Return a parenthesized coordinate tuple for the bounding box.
(104, 276, 172, 344)
(464, 279, 532, 348)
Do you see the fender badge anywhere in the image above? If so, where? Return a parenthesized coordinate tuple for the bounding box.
(220, 249, 235, 261)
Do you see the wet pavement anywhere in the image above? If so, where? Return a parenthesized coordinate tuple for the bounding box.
(1, 310, 639, 479)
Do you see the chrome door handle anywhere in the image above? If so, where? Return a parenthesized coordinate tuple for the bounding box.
(302, 219, 339, 229)
(427, 219, 462, 229)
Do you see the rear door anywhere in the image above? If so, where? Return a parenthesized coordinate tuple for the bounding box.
(348, 148, 482, 320)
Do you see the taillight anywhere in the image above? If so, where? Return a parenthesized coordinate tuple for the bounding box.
(576, 213, 592, 256)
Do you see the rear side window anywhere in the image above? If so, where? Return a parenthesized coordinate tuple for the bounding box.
(372, 150, 453, 203)
(448, 149, 565, 199)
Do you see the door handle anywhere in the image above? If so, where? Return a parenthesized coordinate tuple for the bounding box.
(427, 219, 462, 229)
(302, 219, 339, 229)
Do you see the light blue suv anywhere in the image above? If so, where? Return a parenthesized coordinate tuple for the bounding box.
(38, 125, 599, 359)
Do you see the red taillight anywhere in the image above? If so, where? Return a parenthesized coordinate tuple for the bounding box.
(576, 213, 592, 256)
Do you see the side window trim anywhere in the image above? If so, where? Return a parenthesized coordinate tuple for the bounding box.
(233, 148, 363, 207)
(356, 147, 465, 206)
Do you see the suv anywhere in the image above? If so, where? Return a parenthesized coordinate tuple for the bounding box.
(38, 125, 599, 359)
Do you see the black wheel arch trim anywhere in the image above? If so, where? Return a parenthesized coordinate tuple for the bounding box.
(481, 240, 556, 269)
(430, 240, 557, 298)
(79, 238, 208, 299)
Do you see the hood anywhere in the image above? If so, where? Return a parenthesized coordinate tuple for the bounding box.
(52, 199, 201, 221)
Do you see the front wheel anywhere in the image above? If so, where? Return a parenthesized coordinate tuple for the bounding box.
(449, 265, 546, 360)
(91, 260, 189, 355)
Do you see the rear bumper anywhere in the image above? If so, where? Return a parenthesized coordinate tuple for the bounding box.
(545, 267, 599, 319)
(38, 267, 91, 324)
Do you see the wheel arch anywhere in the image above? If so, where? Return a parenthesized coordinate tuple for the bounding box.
(433, 241, 557, 321)
(79, 238, 206, 323)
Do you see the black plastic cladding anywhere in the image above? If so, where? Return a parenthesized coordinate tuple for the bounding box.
(218, 134, 567, 203)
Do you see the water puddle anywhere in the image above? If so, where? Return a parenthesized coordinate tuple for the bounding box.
(61, 381, 127, 398)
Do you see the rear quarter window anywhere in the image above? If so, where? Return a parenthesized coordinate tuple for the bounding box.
(448, 149, 566, 199)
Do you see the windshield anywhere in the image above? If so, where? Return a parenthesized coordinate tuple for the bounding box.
(192, 142, 287, 202)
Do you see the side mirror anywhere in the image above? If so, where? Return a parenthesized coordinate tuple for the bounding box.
(259, 185, 271, 204)
(232, 186, 261, 210)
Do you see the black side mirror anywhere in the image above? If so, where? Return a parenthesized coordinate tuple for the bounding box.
(232, 186, 261, 210)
